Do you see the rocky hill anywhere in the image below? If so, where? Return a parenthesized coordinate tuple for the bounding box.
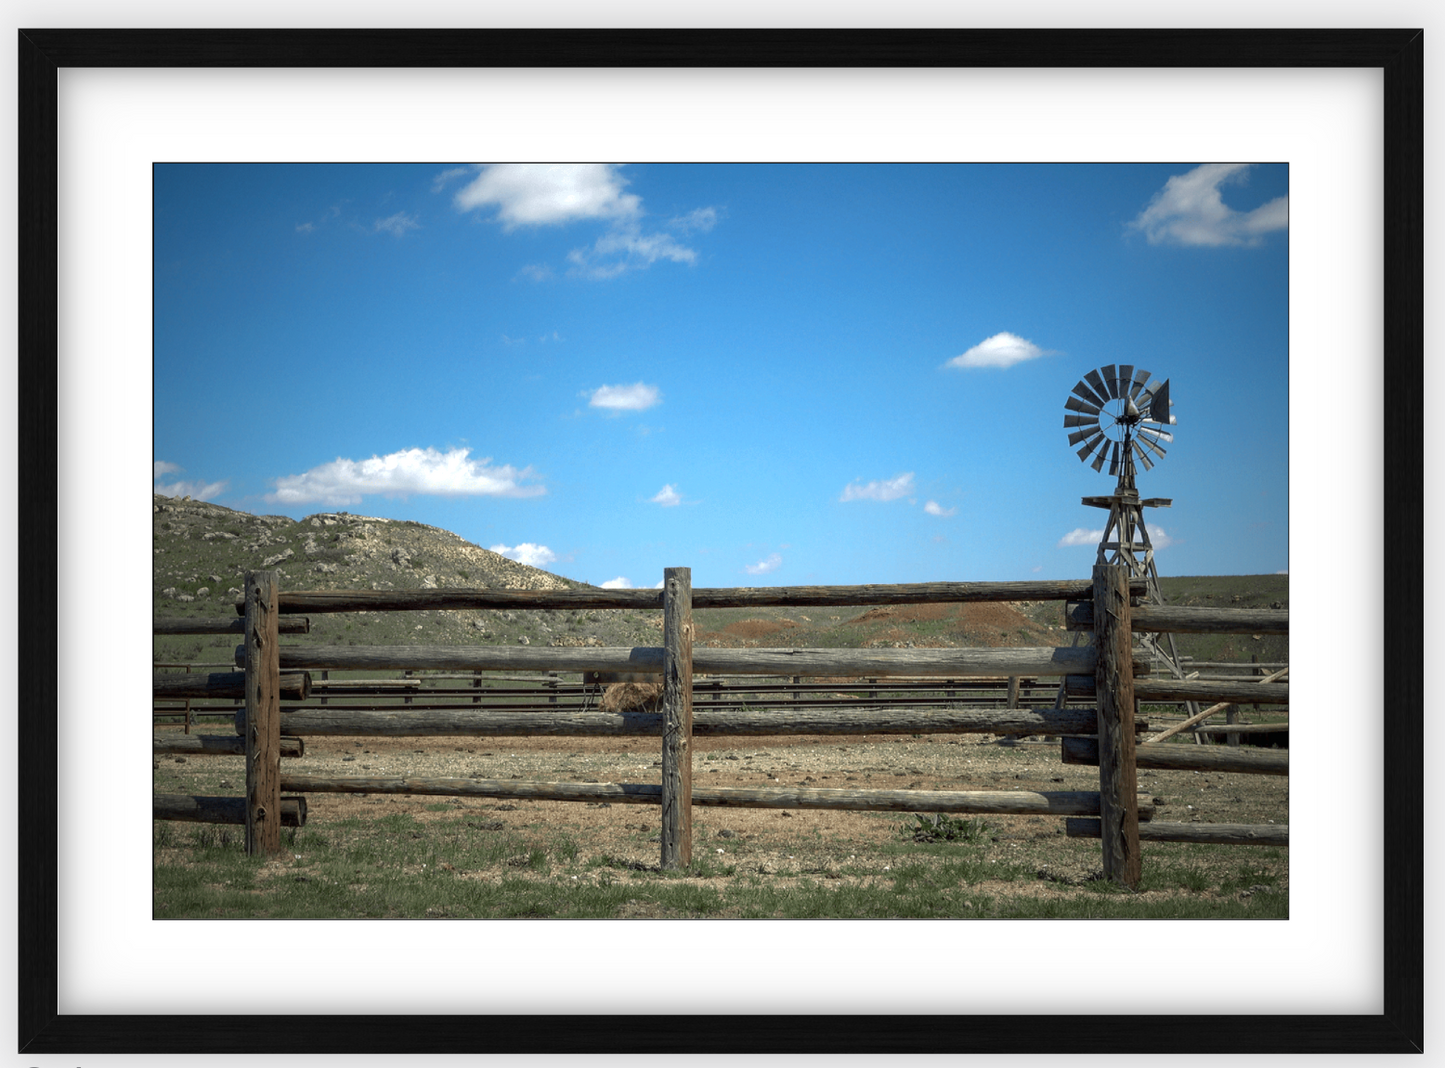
(152, 495, 652, 664)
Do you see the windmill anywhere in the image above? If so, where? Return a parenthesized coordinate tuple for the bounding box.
(1061, 365, 1198, 722)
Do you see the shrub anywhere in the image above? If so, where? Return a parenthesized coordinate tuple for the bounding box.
(902, 813, 991, 843)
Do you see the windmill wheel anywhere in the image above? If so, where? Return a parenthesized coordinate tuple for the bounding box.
(1063, 364, 1175, 475)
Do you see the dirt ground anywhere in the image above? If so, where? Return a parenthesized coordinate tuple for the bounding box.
(155, 725, 1289, 900)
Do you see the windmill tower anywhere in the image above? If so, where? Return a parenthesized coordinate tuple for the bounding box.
(1062, 365, 1198, 714)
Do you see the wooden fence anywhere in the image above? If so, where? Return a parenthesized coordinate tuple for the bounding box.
(153, 565, 1289, 888)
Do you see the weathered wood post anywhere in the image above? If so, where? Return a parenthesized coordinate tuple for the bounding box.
(660, 567, 694, 869)
(243, 570, 283, 856)
(1093, 563, 1141, 888)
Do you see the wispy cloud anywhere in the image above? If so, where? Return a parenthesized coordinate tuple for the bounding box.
(431, 166, 471, 193)
(295, 202, 343, 235)
(587, 382, 662, 413)
(566, 225, 698, 279)
(945, 332, 1052, 370)
(489, 542, 557, 568)
(267, 446, 544, 507)
(650, 484, 683, 507)
(1129, 163, 1288, 247)
(373, 211, 420, 237)
(669, 206, 719, 234)
(744, 553, 783, 576)
(840, 472, 914, 503)
(449, 164, 716, 279)
(153, 461, 228, 501)
(924, 500, 958, 517)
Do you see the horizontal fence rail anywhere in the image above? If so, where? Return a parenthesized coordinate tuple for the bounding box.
(231, 578, 1151, 615)
(278, 773, 1159, 819)
(1065, 818, 1287, 847)
(244, 643, 1150, 679)
(237, 706, 1150, 738)
(1064, 602, 1290, 635)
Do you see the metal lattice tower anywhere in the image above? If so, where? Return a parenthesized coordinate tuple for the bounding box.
(1059, 365, 1198, 720)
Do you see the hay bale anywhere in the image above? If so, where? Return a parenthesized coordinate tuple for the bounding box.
(599, 681, 665, 713)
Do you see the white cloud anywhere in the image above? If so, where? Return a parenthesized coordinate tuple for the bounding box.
(267, 446, 544, 507)
(588, 382, 661, 413)
(924, 500, 957, 517)
(295, 221, 315, 234)
(600, 576, 635, 589)
(450, 164, 713, 280)
(1058, 524, 1173, 549)
(453, 164, 641, 230)
(1129, 163, 1288, 247)
(489, 542, 558, 568)
(650, 484, 682, 507)
(841, 472, 915, 503)
(373, 211, 420, 237)
(517, 263, 553, 283)
(744, 553, 783, 576)
(153, 461, 227, 501)
(945, 332, 1050, 370)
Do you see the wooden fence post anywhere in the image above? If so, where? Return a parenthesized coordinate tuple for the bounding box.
(660, 567, 694, 869)
(244, 570, 283, 856)
(1093, 563, 1141, 888)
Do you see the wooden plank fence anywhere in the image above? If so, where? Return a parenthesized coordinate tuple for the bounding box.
(154, 565, 1289, 889)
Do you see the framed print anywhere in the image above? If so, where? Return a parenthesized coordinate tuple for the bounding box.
(18, 28, 1422, 1056)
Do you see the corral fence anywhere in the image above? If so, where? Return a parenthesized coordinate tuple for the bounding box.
(153, 565, 1289, 888)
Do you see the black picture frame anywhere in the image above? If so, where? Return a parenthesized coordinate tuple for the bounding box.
(18, 28, 1423, 1055)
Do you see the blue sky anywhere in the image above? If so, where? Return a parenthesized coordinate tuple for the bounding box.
(153, 163, 1288, 589)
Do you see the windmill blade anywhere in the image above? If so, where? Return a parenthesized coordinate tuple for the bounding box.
(1076, 432, 1105, 463)
(1090, 445, 1109, 472)
(1064, 413, 1100, 429)
(1138, 424, 1173, 444)
(1137, 434, 1167, 460)
(1117, 365, 1135, 398)
(1129, 368, 1151, 398)
(1107, 441, 1121, 476)
(1071, 379, 1107, 408)
(1084, 369, 1110, 402)
(1132, 440, 1155, 471)
(1100, 364, 1119, 398)
(1065, 395, 1101, 417)
(1067, 426, 1102, 447)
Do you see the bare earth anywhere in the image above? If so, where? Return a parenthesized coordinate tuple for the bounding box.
(155, 726, 1289, 907)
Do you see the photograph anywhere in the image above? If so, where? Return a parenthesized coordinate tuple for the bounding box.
(151, 160, 1291, 921)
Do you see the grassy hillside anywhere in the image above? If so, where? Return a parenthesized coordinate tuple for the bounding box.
(153, 495, 1287, 670)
